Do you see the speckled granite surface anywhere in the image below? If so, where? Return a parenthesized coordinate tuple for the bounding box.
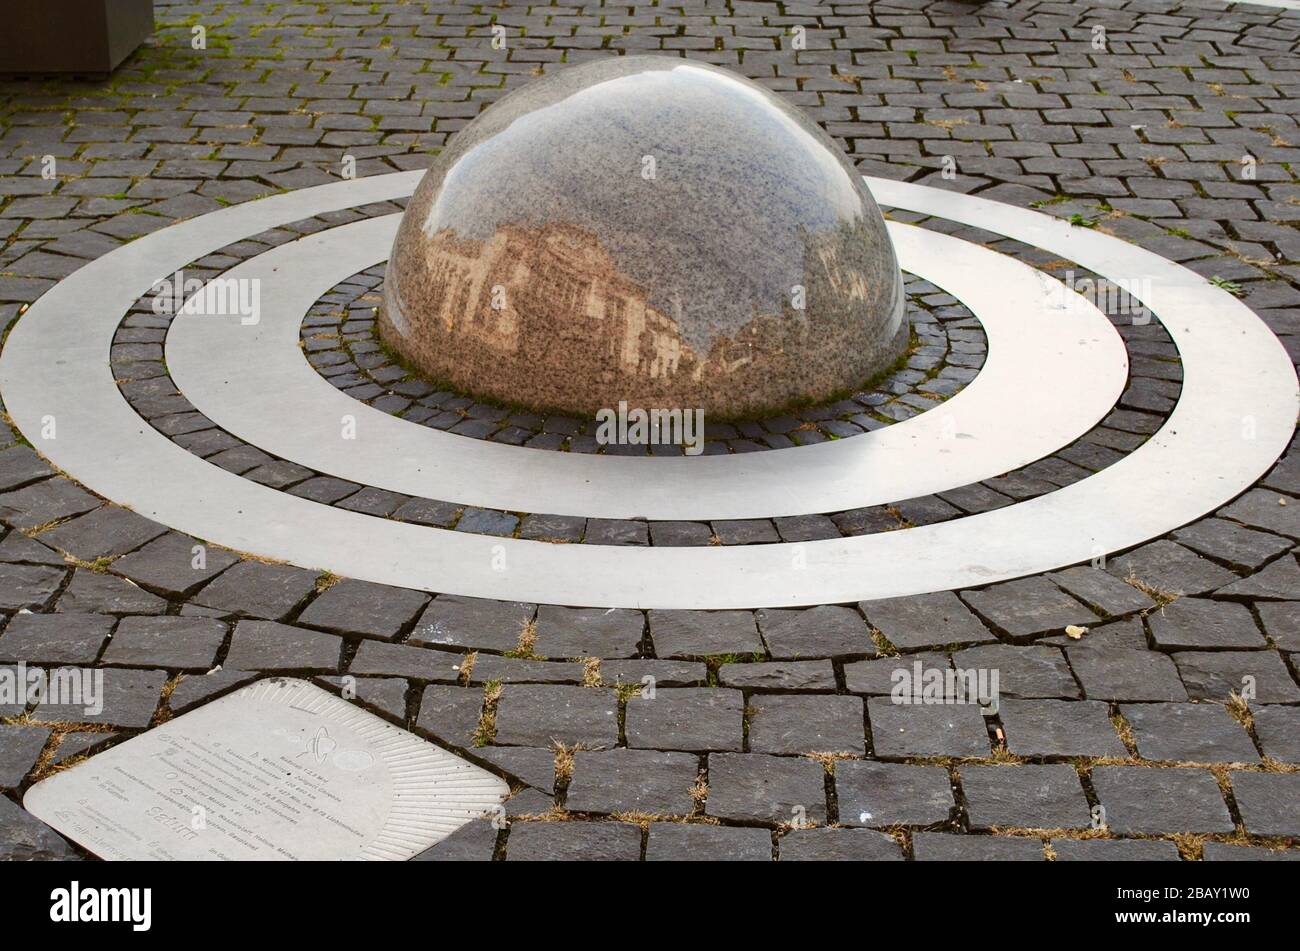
(382, 56, 906, 417)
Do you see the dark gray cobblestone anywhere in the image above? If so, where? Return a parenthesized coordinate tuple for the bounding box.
(912, 832, 1045, 861)
(1091, 766, 1235, 835)
(1122, 702, 1261, 763)
(835, 760, 954, 828)
(56, 570, 166, 615)
(705, 752, 827, 825)
(0, 795, 78, 860)
(35, 667, 167, 729)
(1051, 839, 1180, 861)
(1252, 705, 1300, 762)
(625, 687, 744, 753)
(102, 616, 225, 669)
(645, 822, 770, 861)
(224, 619, 342, 671)
(859, 591, 994, 650)
(565, 748, 700, 816)
(778, 828, 903, 861)
(960, 764, 1092, 831)
(1231, 772, 1300, 838)
(997, 698, 1128, 759)
(868, 697, 991, 758)
(504, 821, 640, 861)
(746, 693, 864, 754)
(296, 578, 429, 640)
(494, 685, 618, 749)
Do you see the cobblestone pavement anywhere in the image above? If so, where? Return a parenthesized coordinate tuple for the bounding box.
(2, 0, 1300, 861)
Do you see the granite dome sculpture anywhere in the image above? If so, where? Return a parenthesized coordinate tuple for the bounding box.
(382, 55, 907, 417)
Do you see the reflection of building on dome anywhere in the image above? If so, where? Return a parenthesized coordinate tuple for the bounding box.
(412, 221, 693, 384)
(393, 218, 893, 413)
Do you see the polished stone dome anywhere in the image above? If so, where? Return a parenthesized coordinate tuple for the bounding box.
(382, 56, 906, 418)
